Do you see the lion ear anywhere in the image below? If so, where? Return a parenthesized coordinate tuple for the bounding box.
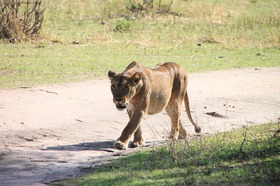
(108, 70, 116, 80)
(130, 72, 141, 86)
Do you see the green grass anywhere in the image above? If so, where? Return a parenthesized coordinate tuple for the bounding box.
(54, 123, 280, 185)
(1, 43, 279, 89)
(0, 0, 280, 89)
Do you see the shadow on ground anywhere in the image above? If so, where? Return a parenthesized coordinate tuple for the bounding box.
(44, 141, 116, 152)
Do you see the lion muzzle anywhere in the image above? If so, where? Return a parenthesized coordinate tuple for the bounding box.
(114, 97, 127, 110)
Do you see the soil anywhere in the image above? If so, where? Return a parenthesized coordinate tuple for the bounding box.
(0, 67, 279, 186)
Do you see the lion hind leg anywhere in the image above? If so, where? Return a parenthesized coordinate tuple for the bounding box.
(169, 126, 179, 140)
(170, 120, 188, 140)
(178, 120, 187, 139)
(165, 104, 182, 140)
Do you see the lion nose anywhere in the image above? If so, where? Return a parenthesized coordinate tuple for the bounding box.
(115, 98, 123, 102)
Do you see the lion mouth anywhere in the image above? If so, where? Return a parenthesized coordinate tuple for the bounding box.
(116, 104, 126, 110)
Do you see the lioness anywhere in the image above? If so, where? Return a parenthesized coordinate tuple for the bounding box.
(108, 61, 201, 150)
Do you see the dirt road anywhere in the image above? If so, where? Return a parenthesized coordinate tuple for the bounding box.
(0, 67, 279, 185)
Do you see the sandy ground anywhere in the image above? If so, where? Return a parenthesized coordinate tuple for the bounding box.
(0, 67, 279, 185)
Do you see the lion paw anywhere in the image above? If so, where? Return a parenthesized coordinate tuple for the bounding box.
(169, 133, 179, 140)
(115, 140, 128, 150)
(130, 138, 145, 148)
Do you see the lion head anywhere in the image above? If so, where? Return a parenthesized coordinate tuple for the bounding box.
(108, 71, 141, 110)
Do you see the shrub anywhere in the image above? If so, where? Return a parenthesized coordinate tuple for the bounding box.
(0, 0, 45, 42)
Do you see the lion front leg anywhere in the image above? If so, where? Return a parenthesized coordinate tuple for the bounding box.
(115, 131, 132, 150)
(130, 126, 145, 148)
(115, 110, 145, 150)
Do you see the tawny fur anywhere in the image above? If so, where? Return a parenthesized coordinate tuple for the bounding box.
(108, 61, 201, 150)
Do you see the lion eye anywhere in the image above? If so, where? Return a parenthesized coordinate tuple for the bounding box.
(124, 85, 129, 91)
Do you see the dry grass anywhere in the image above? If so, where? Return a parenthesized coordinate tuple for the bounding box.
(42, 0, 280, 48)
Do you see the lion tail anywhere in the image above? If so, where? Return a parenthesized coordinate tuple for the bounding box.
(184, 91, 201, 133)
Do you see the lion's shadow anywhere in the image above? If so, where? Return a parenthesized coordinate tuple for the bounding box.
(43, 140, 167, 152)
(43, 141, 116, 152)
